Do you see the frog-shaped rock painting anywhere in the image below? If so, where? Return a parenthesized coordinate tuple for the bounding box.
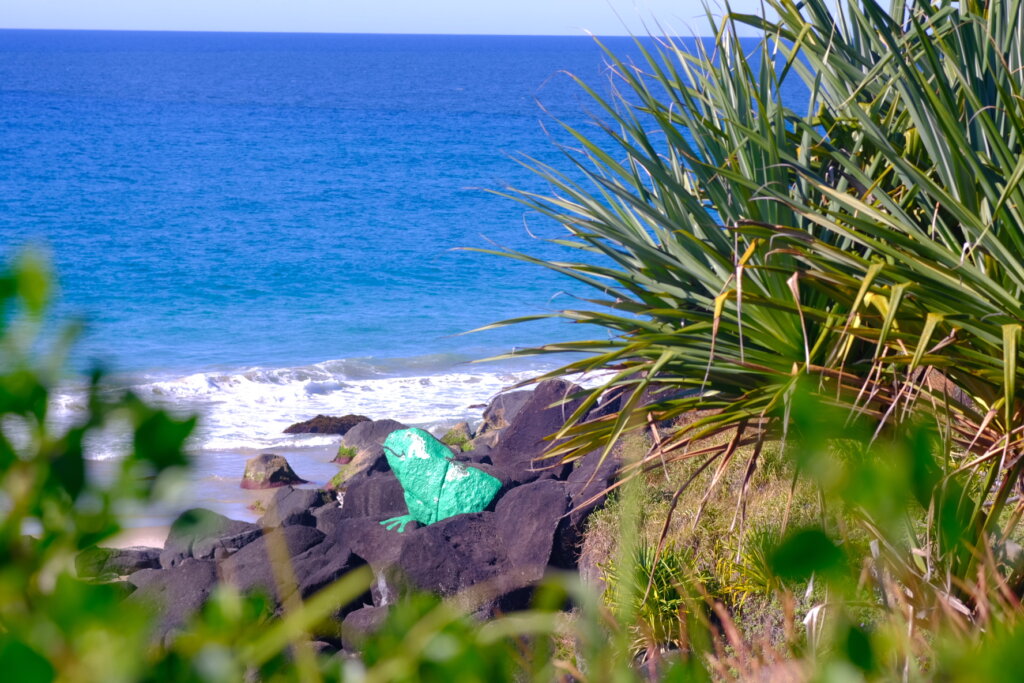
(380, 427, 502, 533)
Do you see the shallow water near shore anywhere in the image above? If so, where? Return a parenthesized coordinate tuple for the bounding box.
(68, 354, 567, 524)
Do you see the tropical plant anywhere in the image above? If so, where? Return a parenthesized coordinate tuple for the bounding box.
(486, 0, 1024, 599)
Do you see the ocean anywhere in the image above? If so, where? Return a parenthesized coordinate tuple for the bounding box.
(0, 30, 806, 523)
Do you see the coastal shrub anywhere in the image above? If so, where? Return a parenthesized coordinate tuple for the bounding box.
(488, 0, 1024, 603)
(603, 540, 695, 655)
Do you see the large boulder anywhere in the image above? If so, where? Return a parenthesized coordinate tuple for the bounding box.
(336, 419, 407, 469)
(241, 454, 308, 490)
(193, 528, 265, 562)
(314, 505, 346, 535)
(487, 380, 584, 485)
(553, 448, 621, 568)
(219, 526, 326, 605)
(284, 414, 369, 435)
(392, 513, 510, 596)
(127, 559, 218, 643)
(477, 390, 532, 436)
(259, 486, 332, 528)
(328, 516, 410, 571)
(566, 449, 621, 529)
(338, 471, 408, 521)
(494, 479, 569, 575)
(341, 605, 389, 652)
(76, 546, 161, 580)
(161, 508, 261, 568)
(467, 429, 501, 452)
(317, 516, 410, 608)
(290, 538, 367, 600)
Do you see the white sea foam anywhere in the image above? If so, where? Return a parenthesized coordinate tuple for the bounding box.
(50, 356, 572, 459)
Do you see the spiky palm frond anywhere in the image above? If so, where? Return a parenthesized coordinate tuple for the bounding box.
(489, 0, 1024, 587)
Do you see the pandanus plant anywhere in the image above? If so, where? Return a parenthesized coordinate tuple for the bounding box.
(485, 0, 1024, 599)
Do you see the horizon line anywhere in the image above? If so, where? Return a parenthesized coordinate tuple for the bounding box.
(0, 26, 721, 39)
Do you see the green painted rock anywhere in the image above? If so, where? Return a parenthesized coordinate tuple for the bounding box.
(380, 427, 501, 532)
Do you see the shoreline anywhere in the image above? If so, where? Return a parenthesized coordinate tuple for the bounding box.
(107, 525, 170, 549)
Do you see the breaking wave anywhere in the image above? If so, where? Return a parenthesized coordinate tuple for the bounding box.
(51, 354, 563, 460)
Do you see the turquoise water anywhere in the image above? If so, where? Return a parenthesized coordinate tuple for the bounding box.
(0, 30, 808, 521)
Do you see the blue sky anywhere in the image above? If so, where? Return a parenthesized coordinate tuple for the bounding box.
(0, 0, 771, 35)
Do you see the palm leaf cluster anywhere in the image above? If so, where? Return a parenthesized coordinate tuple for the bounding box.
(487, 0, 1024, 588)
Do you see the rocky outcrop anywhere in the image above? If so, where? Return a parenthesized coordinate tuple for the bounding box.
(566, 448, 620, 529)
(259, 486, 332, 528)
(96, 380, 622, 653)
(219, 526, 326, 605)
(487, 379, 584, 486)
(76, 546, 161, 580)
(127, 559, 219, 644)
(477, 390, 532, 436)
(335, 419, 407, 468)
(341, 605, 389, 651)
(241, 454, 308, 490)
(337, 470, 408, 521)
(161, 508, 261, 568)
(494, 479, 568, 573)
(284, 414, 370, 435)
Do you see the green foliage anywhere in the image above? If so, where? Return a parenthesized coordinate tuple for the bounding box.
(0, 252, 197, 680)
(440, 428, 473, 452)
(481, 0, 1024, 615)
(335, 444, 357, 463)
(327, 469, 347, 490)
(604, 541, 698, 653)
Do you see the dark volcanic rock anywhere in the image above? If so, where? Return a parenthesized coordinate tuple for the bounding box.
(341, 605, 389, 651)
(586, 387, 625, 421)
(566, 449, 621, 529)
(338, 472, 407, 521)
(313, 516, 415, 608)
(241, 454, 308, 490)
(393, 513, 510, 596)
(314, 505, 346, 535)
(284, 414, 369, 435)
(329, 516, 411, 570)
(467, 429, 501, 452)
(477, 390, 532, 436)
(337, 419, 407, 468)
(193, 528, 265, 562)
(549, 448, 621, 568)
(260, 486, 332, 528)
(487, 380, 584, 485)
(219, 526, 326, 605)
(291, 538, 366, 600)
(494, 479, 569, 574)
(127, 559, 218, 643)
(76, 546, 161, 579)
(467, 443, 494, 463)
(161, 508, 261, 568)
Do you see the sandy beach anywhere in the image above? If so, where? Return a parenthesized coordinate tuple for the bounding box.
(107, 525, 170, 549)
